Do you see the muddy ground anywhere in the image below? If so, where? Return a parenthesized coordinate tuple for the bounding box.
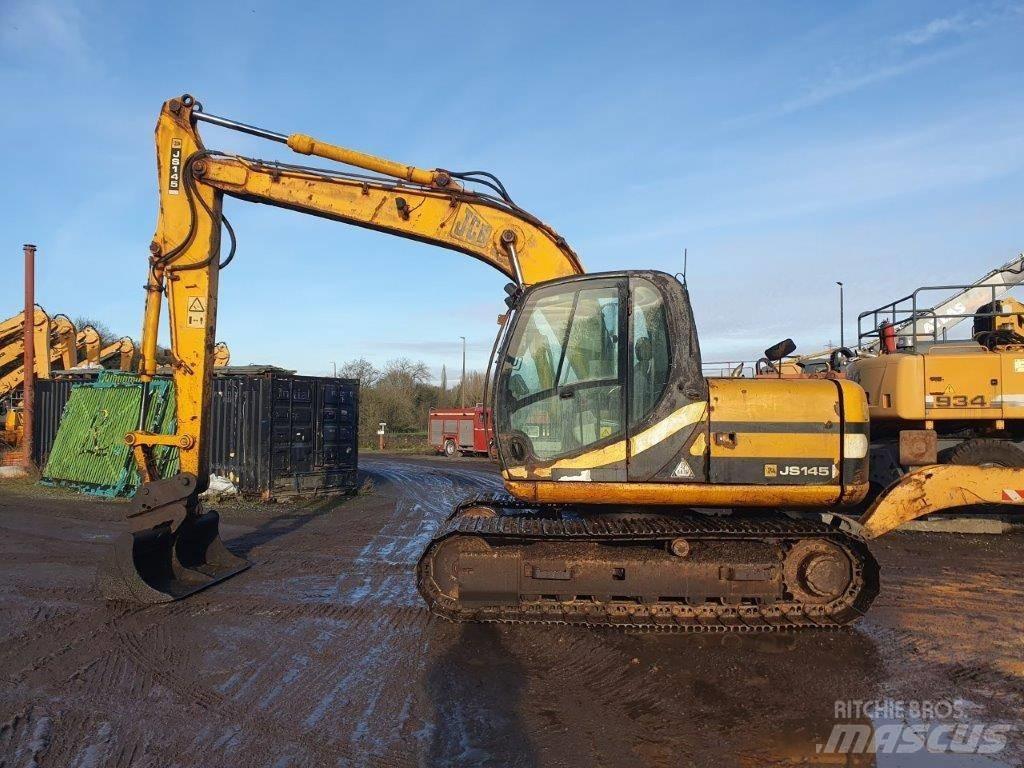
(1, 455, 1022, 767)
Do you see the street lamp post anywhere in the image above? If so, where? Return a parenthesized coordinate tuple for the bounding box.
(836, 281, 845, 349)
(460, 336, 466, 409)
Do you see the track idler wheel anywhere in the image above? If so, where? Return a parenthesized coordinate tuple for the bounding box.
(97, 473, 249, 603)
(783, 539, 852, 605)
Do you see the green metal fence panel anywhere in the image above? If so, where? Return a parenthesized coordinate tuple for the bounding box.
(41, 372, 178, 497)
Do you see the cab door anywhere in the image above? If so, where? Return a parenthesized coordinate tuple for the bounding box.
(498, 276, 628, 482)
(626, 275, 709, 482)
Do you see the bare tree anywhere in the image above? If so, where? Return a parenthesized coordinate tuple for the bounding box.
(339, 357, 381, 387)
(339, 356, 487, 447)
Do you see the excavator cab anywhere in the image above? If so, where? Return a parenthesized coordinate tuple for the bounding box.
(495, 270, 708, 487)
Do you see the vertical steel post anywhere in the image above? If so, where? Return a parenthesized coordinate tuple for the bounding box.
(836, 281, 845, 349)
(22, 244, 36, 469)
(460, 336, 466, 409)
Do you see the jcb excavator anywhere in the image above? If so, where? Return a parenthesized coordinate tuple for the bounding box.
(98, 94, 1022, 631)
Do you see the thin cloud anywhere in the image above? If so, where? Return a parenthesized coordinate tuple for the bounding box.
(729, 47, 957, 127)
(901, 14, 976, 46)
(727, 6, 1013, 127)
(897, 3, 1020, 47)
(589, 106, 1024, 251)
(776, 49, 953, 118)
(0, 0, 91, 68)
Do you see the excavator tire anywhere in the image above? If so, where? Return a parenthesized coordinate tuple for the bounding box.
(944, 438, 1024, 468)
(417, 495, 879, 632)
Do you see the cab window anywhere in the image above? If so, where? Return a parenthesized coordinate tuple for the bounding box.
(630, 279, 671, 425)
(500, 281, 623, 461)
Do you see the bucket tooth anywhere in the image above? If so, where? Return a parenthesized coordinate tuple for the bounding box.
(98, 473, 249, 603)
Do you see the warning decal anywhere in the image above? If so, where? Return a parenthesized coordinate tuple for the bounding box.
(187, 296, 206, 328)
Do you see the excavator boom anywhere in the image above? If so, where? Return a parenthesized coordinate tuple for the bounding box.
(101, 94, 584, 603)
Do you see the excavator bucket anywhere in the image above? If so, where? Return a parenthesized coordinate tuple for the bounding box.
(97, 474, 249, 603)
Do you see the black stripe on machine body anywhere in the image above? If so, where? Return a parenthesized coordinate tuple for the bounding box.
(842, 457, 868, 486)
(645, 434, 709, 483)
(711, 420, 868, 435)
(632, 425, 709, 482)
(710, 457, 839, 485)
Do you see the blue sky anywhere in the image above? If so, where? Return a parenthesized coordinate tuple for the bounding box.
(1, 1, 1022, 381)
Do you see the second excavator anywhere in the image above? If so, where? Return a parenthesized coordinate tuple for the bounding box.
(99, 94, 1019, 631)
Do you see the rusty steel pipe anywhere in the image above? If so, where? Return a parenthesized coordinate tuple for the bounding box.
(22, 244, 36, 469)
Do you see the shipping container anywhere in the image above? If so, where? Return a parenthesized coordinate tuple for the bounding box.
(209, 370, 359, 498)
(427, 405, 493, 457)
(34, 368, 359, 499)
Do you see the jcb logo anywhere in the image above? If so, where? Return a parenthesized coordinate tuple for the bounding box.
(764, 464, 778, 478)
(452, 207, 493, 246)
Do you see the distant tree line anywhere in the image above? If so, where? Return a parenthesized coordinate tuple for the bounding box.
(337, 357, 487, 440)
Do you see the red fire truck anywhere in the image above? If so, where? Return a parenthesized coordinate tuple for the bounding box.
(428, 405, 494, 457)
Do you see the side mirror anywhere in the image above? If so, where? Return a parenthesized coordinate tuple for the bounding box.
(503, 282, 522, 310)
(764, 338, 796, 362)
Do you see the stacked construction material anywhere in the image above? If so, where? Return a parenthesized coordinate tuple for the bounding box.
(41, 371, 178, 497)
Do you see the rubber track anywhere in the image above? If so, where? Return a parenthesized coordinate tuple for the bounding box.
(417, 494, 880, 633)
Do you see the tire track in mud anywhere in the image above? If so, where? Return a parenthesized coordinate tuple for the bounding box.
(107, 617, 353, 767)
(5, 602, 403, 767)
(356, 461, 705, 765)
(360, 462, 696, 765)
(12, 461, 1023, 766)
(23, 459, 502, 768)
(319, 459, 504, 762)
(860, 567, 1024, 733)
(337, 459, 502, 607)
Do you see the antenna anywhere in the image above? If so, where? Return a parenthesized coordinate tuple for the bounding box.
(675, 248, 688, 285)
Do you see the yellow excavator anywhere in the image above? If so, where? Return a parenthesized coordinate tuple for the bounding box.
(73, 325, 138, 371)
(848, 275, 1024, 501)
(212, 341, 230, 368)
(0, 308, 53, 398)
(98, 94, 1023, 631)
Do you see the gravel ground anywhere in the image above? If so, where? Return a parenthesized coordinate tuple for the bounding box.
(1, 455, 1022, 767)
